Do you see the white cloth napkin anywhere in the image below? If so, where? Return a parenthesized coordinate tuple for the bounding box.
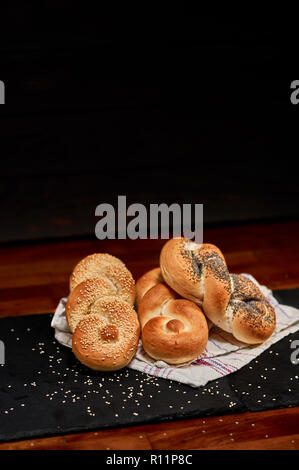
(51, 274, 299, 387)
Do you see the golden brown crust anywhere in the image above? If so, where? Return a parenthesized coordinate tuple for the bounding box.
(202, 267, 231, 323)
(160, 238, 276, 344)
(70, 253, 124, 290)
(230, 274, 276, 344)
(160, 238, 229, 304)
(69, 253, 135, 306)
(138, 282, 179, 328)
(66, 277, 117, 333)
(138, 283, 208, 364)
(232, 304, 276, 344)
(160, 238, 202, 302)
(72, 296, 140, 371)
(135, 267, 163, 307)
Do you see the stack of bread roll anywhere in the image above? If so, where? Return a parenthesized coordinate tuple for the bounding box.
(66, 239, 276, 371)
(66, 254, 140, 371)
(136, 238, 276, 365)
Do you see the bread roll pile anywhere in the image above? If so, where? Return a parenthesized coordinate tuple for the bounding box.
(65, 239, 276, 371)
(66, 254, 140, 371)
(136, 238, 276, 365)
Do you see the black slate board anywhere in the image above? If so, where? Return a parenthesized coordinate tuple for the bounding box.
(0, 289, 298, 443)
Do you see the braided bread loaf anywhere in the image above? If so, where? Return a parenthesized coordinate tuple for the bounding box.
(66, 253, 139, 371)
(138, 282, 208, 364)
(160, 238, 276, 344)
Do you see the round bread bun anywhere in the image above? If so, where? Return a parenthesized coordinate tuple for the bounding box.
(72, 296, 140, 371)
(69, 253, 135, 306)
(135, 267, 163, 307)
(138, 283, 208, 365)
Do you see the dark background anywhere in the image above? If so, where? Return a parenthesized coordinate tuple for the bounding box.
(1, 10, 298, 243)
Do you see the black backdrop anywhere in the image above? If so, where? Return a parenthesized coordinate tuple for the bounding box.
(1, 10, 298, 242)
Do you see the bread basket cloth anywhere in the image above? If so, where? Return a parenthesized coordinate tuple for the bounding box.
(51, 274, 299, 387)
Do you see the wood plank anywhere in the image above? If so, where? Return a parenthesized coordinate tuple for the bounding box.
(1, 221, 299, 318)
(0, 408, 298, 450)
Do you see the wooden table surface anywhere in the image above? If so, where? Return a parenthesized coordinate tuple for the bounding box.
(0, 220, 299, 450)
